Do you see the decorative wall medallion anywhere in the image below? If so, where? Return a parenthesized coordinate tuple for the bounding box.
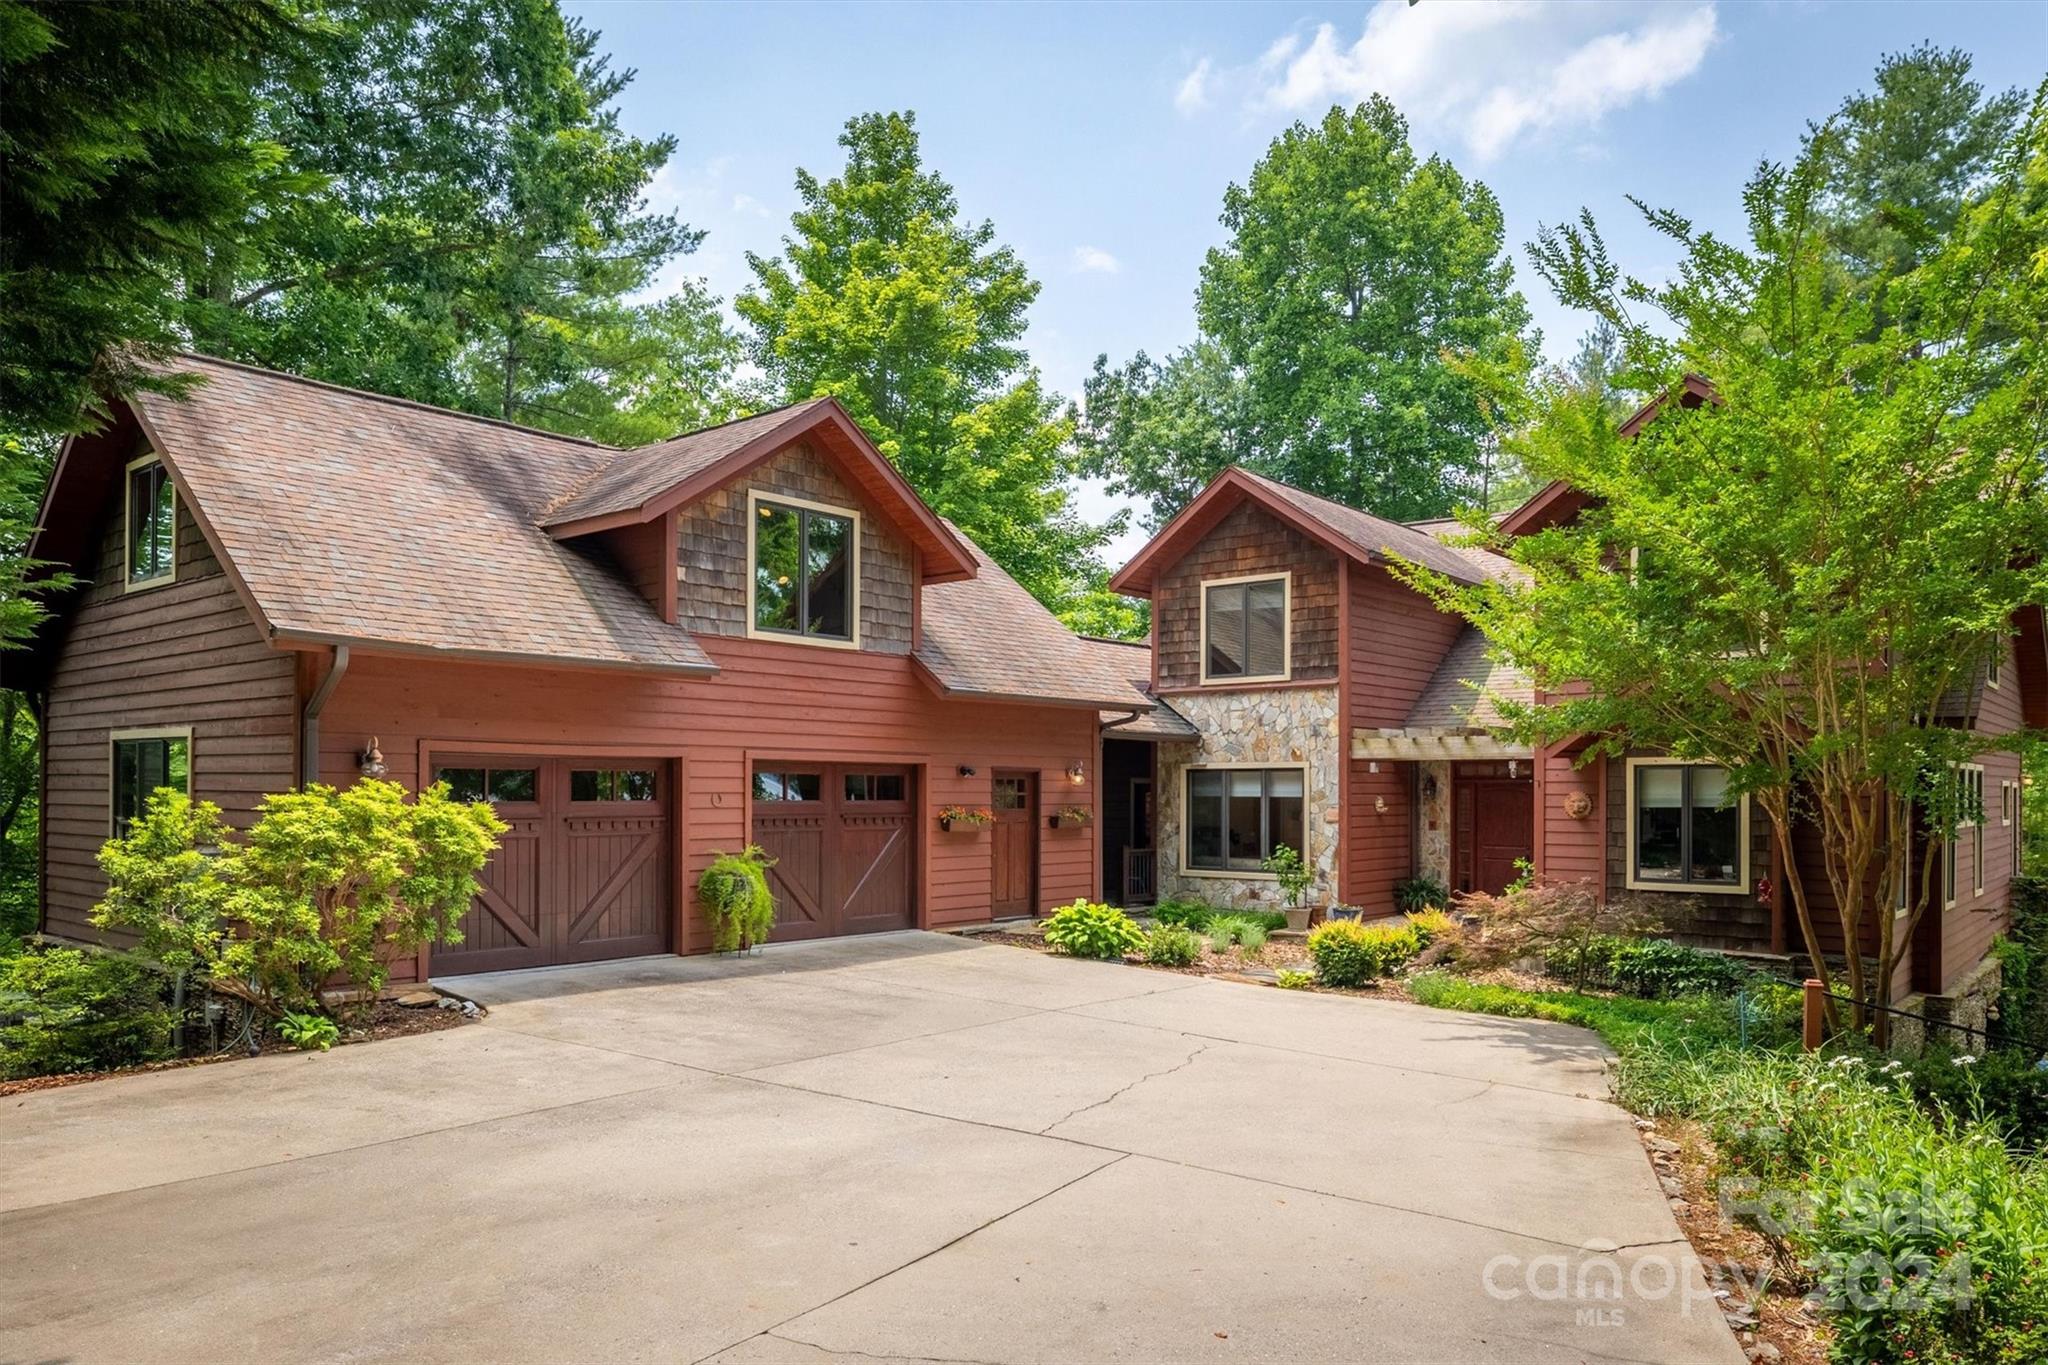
(1562, 791, 1593, 821)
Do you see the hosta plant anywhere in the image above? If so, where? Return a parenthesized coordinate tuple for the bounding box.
(1041, 900, 1143, 960)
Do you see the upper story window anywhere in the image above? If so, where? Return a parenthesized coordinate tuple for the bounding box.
(112, 728, 190, 836)
(125, 456, 176, 589)
(1625, 759, 1747, 893)
(1201, 574, 1289, 683)
(750, 493, 857, 646)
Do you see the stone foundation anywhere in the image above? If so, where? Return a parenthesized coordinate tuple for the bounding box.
(1887, 952, 2003, 1056)
(1155, 687, 1342, 910)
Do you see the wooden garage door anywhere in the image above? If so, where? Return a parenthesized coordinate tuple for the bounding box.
(750, 763, 916, 941)
(430, 757, 671, 974)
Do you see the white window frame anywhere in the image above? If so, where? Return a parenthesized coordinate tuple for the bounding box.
(744, 490, 862, 651)
(1945, 763, 1986, 907)
(109, 725, 193, 836)
(122, 453, 178, 592)
(1179, 761, 1307, 880)
(1987, 640, 2001, 690)
(1198, 571, 1292, 685)
(1622, 757, 1752, 895)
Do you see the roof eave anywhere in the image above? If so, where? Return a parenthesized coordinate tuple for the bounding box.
(268, 627, 721, 678)
(911, 654, 1146, 713)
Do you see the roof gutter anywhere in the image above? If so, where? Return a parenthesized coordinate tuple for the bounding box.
(302, 645, 349, 788)
(270, 627, 719, 678)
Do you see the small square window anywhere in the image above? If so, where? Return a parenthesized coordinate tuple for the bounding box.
(489, 769, 538, 803)
(437, 767, 485, 802)
(572, 769, 657, 802)
(113, 733, 190, 836)
(844, 773, 905, 802)
(752, 771, 821, 802)
(126, 459, 175, 587)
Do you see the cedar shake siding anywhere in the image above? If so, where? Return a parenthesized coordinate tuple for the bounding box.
(674, 441, 914, 653)
(1603, 753, 1774, 952)
(42, 478, 297, 941)
(1154, 501, 1339, 690)
(1343, 561, 1467, 909)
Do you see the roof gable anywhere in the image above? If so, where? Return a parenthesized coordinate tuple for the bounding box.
(1109, 466, 1490, 597)
(542, 397, 979, 584)
(1498, 374, 1720, 538)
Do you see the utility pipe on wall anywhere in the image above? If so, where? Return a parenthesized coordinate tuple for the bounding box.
(301, 645, 350, 788)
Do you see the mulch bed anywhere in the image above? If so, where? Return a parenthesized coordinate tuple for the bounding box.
(0, 999, 472, 1099)
(972, 928, 1317, 980)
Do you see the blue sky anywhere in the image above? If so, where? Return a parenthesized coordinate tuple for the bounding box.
(566, 0, 2046, 558)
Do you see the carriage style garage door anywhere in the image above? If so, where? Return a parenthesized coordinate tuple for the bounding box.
(750, 762, 917, 941)
(430, 757, 672, 974)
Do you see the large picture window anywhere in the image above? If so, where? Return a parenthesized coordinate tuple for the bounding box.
(751, 495, 856, 643)
(125, 457, 176, 588)
(1201, 575, 1288, 682)
(111, 730, 190, 836)
(1185, 767, 1304, 873)
(1626, 761, 1746, 893)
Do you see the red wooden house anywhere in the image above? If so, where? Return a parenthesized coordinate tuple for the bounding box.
(14, 357, 1155, 981)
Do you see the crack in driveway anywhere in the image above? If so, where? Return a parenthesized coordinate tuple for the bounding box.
(1037, 1039, 1213, 1135)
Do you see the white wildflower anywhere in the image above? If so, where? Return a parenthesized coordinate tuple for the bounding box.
(1955, 1055, 1978, 1066)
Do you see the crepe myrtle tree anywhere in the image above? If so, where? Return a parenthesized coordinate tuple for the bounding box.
(1397, 92, 2048, 1034)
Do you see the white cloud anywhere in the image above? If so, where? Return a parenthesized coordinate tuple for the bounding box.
(1191, 1, 1718, 162)
(1174, 57, 1213, 116)
(1072, 245, 1121, 275)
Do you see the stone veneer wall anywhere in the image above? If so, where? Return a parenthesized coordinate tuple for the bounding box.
(1416, 759, 1451, 888)
(1154, 687, 1342, 909)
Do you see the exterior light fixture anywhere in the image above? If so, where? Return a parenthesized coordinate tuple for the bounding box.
(958, 765, 977, 777)
(358, 737, 387, 778)
(1066, 762, 1086, 785)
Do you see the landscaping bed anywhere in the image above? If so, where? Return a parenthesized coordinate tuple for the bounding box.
(0, 996, 472, 1098)
(971, 926, 1314, 979)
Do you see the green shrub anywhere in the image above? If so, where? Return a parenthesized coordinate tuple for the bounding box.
(1910, 1046, 2048, 1150)
(1307, 920, 1419, 987)
(1150, 897, 1215, 930)
(0, 945, 174, 1079)
(1206, 912, 1270, 951)
(93, 783, 506, 1018)
(1259, 843, 1313, 911)
(1042, 900, 1143, 960)
(1275, 968, 1314, 990)
(277, 1010, 340, 1051)
(1540, 934, 1745, 999)
(1403, 908, 1460, 948)
(1141, 923, 1203, 967)
(1393, 875, 1449, 913)
(698, 845, 777, 952)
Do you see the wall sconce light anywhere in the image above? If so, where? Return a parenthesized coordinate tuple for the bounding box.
(958, 765, 977, 778)
(1367, 760, 1380, 774)
(1420, 772, 1439, 802)
(358, 736, 387, 778)
(1373, 795, 1388, 815)
(1065, 761, 1087, 785)
(1507, 760, 1520, 778)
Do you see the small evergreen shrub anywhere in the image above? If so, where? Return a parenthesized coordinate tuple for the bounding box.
(699, 845, 777, 952)
(0, 945, 175, 1079)
(1307, 920, 1420, 986)
(1041, 900, 1143, 960)
(1393, 875, 1449, 913)
(1403, 908, 1460, 948)
(1141, 923, 1203, 967)
(1275, 968, 1314, 990)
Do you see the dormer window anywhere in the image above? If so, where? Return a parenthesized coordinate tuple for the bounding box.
(125, 455, 176, 589)
(1201, 573, 1289, 683)
(749, 493, 858, 646)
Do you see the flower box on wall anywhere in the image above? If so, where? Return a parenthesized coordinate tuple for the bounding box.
(938, 805, 994, 834)
(1048, 805, 1093, 830)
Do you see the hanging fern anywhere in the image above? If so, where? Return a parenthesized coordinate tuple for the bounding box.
(698, 845, 778, 952)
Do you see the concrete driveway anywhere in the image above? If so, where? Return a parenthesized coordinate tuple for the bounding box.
(2, 933, 1741, 1364)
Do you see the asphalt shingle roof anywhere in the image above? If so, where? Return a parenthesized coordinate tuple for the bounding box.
(1404, 627, 1533, 732)
(1233, 470, 1496, 587)
(1078, 637, 1199, 740)
(543, 400, 836, 526)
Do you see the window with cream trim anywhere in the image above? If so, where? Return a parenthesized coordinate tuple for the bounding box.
(1200, 574, 1289, 682)
(125, 456, 176, 589)
(111, 729, 190, 836)
(1625, 759, 1748, 893)
(1184, 767, 1304, 873)
(749, 493, 857, 645)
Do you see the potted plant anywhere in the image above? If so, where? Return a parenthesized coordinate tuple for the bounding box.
(1259, 843, 1315, 930)
(1048, 804, 1092, 830)
(937, 805, 994, 833)
(698, 845, 777, 955)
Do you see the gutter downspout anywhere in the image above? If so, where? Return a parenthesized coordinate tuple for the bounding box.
(301, 645, 349, 788)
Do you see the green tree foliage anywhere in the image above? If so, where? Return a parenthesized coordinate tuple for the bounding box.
(738, 111, 1123, 626)
(0, 0, 306, 437)
(1195, 99, 1535, 522)
(1073, 341, 1252, 532)
(1405, 90, 2048, 1029)
(94, 782, 507, 1016)
(182, 0, 736, 439)
(1810, 43, 2024, 282)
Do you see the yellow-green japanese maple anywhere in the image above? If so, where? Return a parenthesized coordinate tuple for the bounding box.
(1404, 91, 2048, 1032)
(94, 780, 506, 1016)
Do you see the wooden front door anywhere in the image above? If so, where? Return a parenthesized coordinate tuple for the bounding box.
(1454, 767, 1535, 897)
(991, 770, 1038, 917)
(431, 757, 671, 974)
(750, 762, 916, 941)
